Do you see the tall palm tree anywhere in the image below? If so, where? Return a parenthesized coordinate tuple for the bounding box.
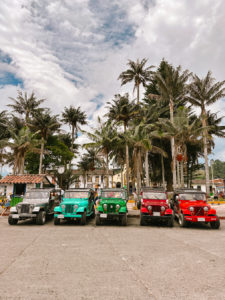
(8, 127, 40, 174)
(29, 109, 60, 174)
(156, 63, 191, 189)
(62, 106, 87, 153)
(84, 118, 119, 187)
(106, 93, 138, 194)
(188, 71, 225, 195)
(8, 91, 45, 125)
(118, 58, 154, 104)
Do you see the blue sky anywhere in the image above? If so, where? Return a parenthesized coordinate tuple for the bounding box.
(0, 0, 225, 168)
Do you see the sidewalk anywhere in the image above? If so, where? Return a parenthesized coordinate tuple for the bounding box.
(127, 201, 139, 218)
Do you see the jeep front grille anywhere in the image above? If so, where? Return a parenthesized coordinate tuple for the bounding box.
(107, 204, 115, 213)
(21, 204, 30, 213)
(152, 206, 161, 212)
(65, 204, 74, 214)
(194, 207, 204, 216)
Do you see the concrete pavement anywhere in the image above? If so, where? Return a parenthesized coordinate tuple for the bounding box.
(0, 216, 225, 299)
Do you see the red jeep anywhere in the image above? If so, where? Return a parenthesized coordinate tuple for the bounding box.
(138, 187, 174, 226)
(171, 189, 220, 229)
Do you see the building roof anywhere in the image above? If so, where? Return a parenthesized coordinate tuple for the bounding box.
(0, 174, 49, 184)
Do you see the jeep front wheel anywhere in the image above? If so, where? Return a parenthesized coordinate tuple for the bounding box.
(210, 217, 220, 229)
(140, 213, 145, 226)
(8, 216, 18, 225)
(168, 216, 174, 227)
(54, 218, 60, 225)
(36, 211, 46, 225)
(121, 214, 127, 226)
(80, 211, 86, 225)
(178, 213, 187, 227)
(96, 214, 101, 226)
(90, 206, 95, 219)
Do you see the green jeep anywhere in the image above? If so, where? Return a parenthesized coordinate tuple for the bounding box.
(54, 188, 95, 225)
(96, 188, 128, 226)
(8, 188, 62, 225)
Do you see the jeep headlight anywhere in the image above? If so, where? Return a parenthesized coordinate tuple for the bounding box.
(30, 204, 35, 210)
(161, 206, 165, 211)
(204, 206, 209, 212)
(10, 207, 17, 213)
(103, 204, 107, 210)
(74, 204, 78, 211)
(116, 204, 120, 209)
(147, 205, 152, 211)
(189, 206, 194, 212)
(33, 207, 40, 212)
(61, 204, 65, 211)
(17, 204, 21, 212)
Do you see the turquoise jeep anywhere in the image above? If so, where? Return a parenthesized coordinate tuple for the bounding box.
(96, 188, 128, 226)
(54, 188, 95, 225)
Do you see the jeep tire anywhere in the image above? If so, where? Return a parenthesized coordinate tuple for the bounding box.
(36, 211, 46, 225)
(80, 211, 86, 225)
(54, 218, 60, 225)
(210, 217, 220, 229)
(95, 214, 101, 226)
(140, 213, 146, 226)
(168, 216, 174, 227)
(178, 213, 187, 227)
(90, 206, 95, 219)
(121, 214, 127, 226)
(8, 216, 18, 225)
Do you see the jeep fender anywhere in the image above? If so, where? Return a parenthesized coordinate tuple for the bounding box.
(76, 207, 85, 213)
(165, 208, 173, 215)
(181, 208, 191, 215)
(119, 206, 127, 214)
(208, 208, 216, 215)
(54, 206, 61, 213)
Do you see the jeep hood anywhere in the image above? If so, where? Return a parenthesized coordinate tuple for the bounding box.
(61, 198, 88, 206)
(143, 199, 168, 206)
(100, 199, 126, 205)
(21, 198, 48, 205)
(180, 200, 209, 208)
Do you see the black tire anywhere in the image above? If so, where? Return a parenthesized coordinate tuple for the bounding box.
(210, 217, 220, 229)
(8, 216, 18, 225)
(80, 211, 86, 225)
(90, 206, 95, 219)
(178, 213, 187, 227)
(140, 213, 145, 226)
(54, 218, 60, 225)
(95, 214, 101, 226)
(121, 214, 127, 226)
(36, 211, 46, 225)
(168, 216, 174, 227)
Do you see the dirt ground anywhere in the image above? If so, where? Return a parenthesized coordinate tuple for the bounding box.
(0, 216, 225, 300)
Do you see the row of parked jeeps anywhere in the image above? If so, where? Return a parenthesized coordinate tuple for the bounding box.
(8, 187, 220, 229)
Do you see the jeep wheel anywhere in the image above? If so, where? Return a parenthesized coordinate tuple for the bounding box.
(140, 213, 145, 226)
(96, 214, 101, 226)
(121, 214, 127, 226)
(168, 216, 174, 227)
(80, 211, 86, 225)
(178, 214, 187, 227)
(36, 211, 46, 225)
(210, 217, 220, 229)
(8, 216, 18, 225)
(90, 206, 95, 219)
(54, 218, 60, 225)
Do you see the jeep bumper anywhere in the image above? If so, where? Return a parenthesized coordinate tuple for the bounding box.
(54, 213, 82, 219)
(97, 212, 126, 219)
(10, 213, 37, 219)
(141, 213, 173, 221)
(184, 215, 219, 222)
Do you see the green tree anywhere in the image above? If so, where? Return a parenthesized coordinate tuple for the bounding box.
(118, 58, 154, 104)
(188, 71, 225, 195)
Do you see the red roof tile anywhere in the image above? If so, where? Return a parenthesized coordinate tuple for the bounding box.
(0, 174, 47, 184)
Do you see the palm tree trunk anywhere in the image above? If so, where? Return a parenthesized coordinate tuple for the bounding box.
(136, 149, 141, 201)
(145, 151, 150, 186)
(71, 125, 75, 152)
(177, 161, 180, 188)
(181, 160, 184, 188)
(169, 97, 177, 189)
(161, 154, 165, 188)
(137, 83, 140, 104)
(120, 165, 123, 187)
(202, 111, 210, 196)
(106, 153, 109, 188)
(39, 137, 44, 174)
(124, 123, 129, 196)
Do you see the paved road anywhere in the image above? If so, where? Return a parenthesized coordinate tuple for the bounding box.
(0, 217, 225, 300)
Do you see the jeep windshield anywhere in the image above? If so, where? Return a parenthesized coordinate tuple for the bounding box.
(101, 191, 125, 199)
(179, 193, 206, 201)
(143, 192, 167, 200)
(24, 191, 49, 203)
(64, 191, 89, 199)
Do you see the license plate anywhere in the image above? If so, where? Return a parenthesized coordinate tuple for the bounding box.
(100, 214, 107, 218)
(12, 214, 19, 219)
(57, 215, 64, 219)
(198, 218, 205, 222)
(153, 212, 160, 216)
